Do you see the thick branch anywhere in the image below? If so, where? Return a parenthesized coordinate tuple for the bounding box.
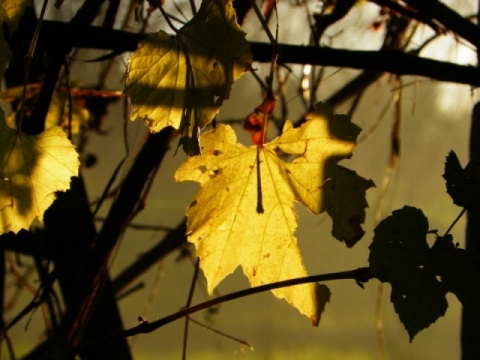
(19, 1, 107, 134)
(26, 21, 480, 87)
(62, 128, 175, 349)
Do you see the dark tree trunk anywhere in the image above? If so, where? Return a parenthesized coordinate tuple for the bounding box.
(462, 102, 480, 359)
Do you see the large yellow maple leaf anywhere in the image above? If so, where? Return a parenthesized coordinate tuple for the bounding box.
(175, 103, 373, 324)
(0, 110, 80, 234)
(124, 0, 252, 155)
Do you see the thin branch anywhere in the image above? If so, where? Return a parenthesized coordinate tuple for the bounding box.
(94, 217, 173, 232)
(182, 258, 200, 360)
(312, 0, 356, 45)
(443, 208, 466, 237)
(248, 0, 276, 46)
(91, 157, 127, 216)
(369, 0, 443, 33)
(401, 0, 480, 48)
(152, 0, 179, 33)
(111, 219, 186, 294)
(189, 317, 253, 350)
(80, 268, 373, 352)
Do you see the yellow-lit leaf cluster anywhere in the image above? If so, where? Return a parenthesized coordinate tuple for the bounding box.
(0, 110, 79, 234)
(176, 103, 373, 324)
(124, 0, 252, 155)
(0, 0, 80, 235)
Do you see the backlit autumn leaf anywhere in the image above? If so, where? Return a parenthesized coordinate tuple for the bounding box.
(125, 0, 252, 155)
(0, 109, 79, 234)
(175, 103, 373, 324)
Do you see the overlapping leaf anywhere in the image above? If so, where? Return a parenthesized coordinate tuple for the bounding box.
(176, 103, 373, 324)
(369, 206, 480, 340)
(0, 109, 80, 234)
(125, 0, 252, 155)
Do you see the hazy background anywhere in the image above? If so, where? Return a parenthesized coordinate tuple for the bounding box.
(5, 0, 479, 358)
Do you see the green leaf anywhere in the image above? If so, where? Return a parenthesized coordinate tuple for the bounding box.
(176, 103, 372, 324)
(443, 150, 480, 211)
(0, 109, 80, 234)
(0, 0, 32, 80)
(124, 0, 252, 155)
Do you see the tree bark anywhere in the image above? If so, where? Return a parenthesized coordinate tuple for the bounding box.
(462, 102, 480, 360)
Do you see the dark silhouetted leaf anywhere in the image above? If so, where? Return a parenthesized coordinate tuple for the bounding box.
(370, 206, 480, 340)
(443, 150, 480, 212)
(369, 207, 446, 340)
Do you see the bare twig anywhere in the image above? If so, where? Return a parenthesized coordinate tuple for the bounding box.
(80, 268, 373, 352)
(190, 317, 253, 350)
(112, 220, 186, 294)
(182, 258, 200, 360)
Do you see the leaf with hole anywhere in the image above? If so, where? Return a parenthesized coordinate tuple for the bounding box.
(369, 206, 447, 340)
(369, 206, 480, 340)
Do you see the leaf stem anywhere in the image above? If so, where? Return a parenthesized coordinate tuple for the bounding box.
(256, 147, 264, 214)
(78, 268, 373, 352)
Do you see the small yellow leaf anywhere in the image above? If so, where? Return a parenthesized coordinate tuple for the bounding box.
(175, 103, 373, 324)
(0, 109, 79, 234)
(125, 0, 252, 155)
